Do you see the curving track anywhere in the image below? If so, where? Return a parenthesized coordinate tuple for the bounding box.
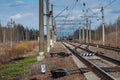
(63, 41, 120, 80)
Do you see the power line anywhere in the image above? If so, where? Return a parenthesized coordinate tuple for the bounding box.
(66, 0, 78, 18)
(71, 0, 78, 10)
(104, 0, 117, 8)
(78, 0, 86, 11)
(55, 7, 68, 18)
(88, 8, 101, 20)
(98, 0, 105, 7)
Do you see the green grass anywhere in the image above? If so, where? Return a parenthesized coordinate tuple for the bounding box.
(0, 56, 36, 80)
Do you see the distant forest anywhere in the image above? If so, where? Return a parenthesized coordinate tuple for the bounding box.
(0, 21, 39, 43)
(0, 16, 120, 47)
(73, 16, 120, 47)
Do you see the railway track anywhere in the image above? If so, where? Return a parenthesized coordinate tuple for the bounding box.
(72, 41, 120, 60)
(67, 41, 120, 66)
(63, 41, 120, 80)
(85, 43, 120, 52)
(73, 41, 120, 52)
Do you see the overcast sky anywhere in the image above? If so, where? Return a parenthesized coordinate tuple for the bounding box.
(0, 0, 120, 32)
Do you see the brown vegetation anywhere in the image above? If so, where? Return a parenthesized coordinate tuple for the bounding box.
(0, 41, 38, 64)
(74, 16, 120, 47)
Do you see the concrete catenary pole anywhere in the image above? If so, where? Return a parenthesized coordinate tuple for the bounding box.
(51, 4, 54, 47)
(95, 27, 97, 41)
(60, 25, 62, 41)
(53, 17, 56, 42)
(37, 0, 44, 61)
(89, 20, 91, 43)
(82, 27, 85, 42)
(3, 29, 5, 43)
(116, 20, 118, 47)
(79, 26, 81, 41)
(101, 7, 105, 45)
(26, 27, 28, 41)
(10, 18, 13, 48)
(86, 18, 88, 43)
(46, 0, 50, 52)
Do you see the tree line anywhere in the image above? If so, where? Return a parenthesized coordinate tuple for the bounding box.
(0, 21, 39, 43)
(73, 16, 120, 44)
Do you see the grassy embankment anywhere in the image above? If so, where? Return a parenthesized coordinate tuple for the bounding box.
(0, 56, 36, 80)
(0, 41, 46, 80)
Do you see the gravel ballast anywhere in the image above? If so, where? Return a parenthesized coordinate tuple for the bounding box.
(29, 42, 86, 80)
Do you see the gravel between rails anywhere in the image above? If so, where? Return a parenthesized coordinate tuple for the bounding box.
(66, 41, 120, 80)
(71, 42, 120, 60)
(89, 46, 120, 60)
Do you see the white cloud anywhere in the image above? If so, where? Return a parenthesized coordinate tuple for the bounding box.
(9, 13, 33, 20)
(68, 16, 75, 20)
(67, 10, 84, 20)
(10, 14, 22, 19)
(16, 0, 24, 4)
(23, 13, 33, 17)
(91, 8, 101, 13)
(62, 10, 69, 16)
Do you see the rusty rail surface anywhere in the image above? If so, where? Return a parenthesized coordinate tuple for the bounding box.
(63, 42, 116, 80)
(67, 41, 120, 66)
(78, 41, 120, 52)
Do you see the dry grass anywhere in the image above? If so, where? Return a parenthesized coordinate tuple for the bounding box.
(92, 31, 120, 47)
(92, 40, 102, 44)
(90, 30, 120, 47)
(0, 41, 39, 64)
(105, 32, 120, 47)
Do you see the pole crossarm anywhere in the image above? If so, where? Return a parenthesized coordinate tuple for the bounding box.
(56, 22, 86, 25)
(56, 19, 85, 22)
(80, 16, 97, 18)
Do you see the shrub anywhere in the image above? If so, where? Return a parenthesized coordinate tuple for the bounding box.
(14, 43, 29, 54)
(0, 41, 38, 64)
(0, 52, 11, 64)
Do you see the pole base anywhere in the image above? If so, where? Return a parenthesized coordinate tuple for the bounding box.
(50, 40, 54, 47)
(37, 52, 45, 61)
(47, 47, 50, 52)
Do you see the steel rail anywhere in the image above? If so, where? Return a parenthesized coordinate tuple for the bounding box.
(68, 42, 120, 66)
(85, 43, 120, 52)
(62, 42, 116, 80)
